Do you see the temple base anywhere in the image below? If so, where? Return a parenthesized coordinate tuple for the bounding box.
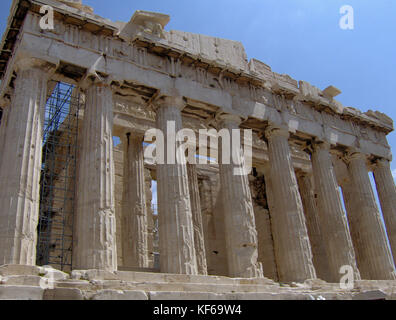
(0, 265, 395, 300)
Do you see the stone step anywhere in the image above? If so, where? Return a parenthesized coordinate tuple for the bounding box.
(1, 285, 391, 300)
(2, 265, 396, 300)
(72, 269, 278, 286)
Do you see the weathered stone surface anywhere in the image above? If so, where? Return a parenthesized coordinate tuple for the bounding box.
(249, 173, 278, 281)
(72, 269, 118, 281)
(0, 264, 41, 276)
(199, 176, 229, 277)
(43, 288, 84, 300)
(39, 266, 70, 281)
(0, 285, 44, 300)
(310, 142, 360, 283)
(0, 269, 394, 300)
(149, 291, 219, 300)
(73, 82, 117, 272)
(0, 1, 396, 301)
(91, 289, 148, 300)
(353, 290, 387, 301)
(187, 164, 208, 275)
(122, 133, 149, 268)
(296, 172, 330, 281)
(0, 275, 43, 286)
(373, 159, 396, 265)
(0, 64, 49, 265)
(155, 96, 198, 275)
(265, 126, 316, 283)
(345, 152, 396, 280)
(218, 115, 263, 279)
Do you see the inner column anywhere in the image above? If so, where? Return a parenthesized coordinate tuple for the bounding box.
(296, 170, 330, 281)
(121, 132, 149, 269)
(217, 114, 263, 278)
(155, 96, 198, 275)
(187, 163, 208, 275)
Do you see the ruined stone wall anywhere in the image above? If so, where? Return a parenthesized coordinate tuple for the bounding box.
(114, 145, 156, 269)
(198, 176, 229, 276)
(249, 173, 278, 281)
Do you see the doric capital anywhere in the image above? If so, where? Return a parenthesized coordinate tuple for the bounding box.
(311, 139, 331, 152)
(79, 72, 114, 90)
(264, 124, 289, 140)
(374, 158, 391, 169)
(215, 113, 243, 129)
(153, 95, 186, 111)
(343, 150, 367, 164)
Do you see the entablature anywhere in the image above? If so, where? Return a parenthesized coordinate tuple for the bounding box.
(0, 1, 393, 161)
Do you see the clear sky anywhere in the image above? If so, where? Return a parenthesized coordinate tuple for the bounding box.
(1, 0, 395, 182)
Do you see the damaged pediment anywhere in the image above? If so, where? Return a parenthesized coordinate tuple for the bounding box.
(118, 10, 170, 40)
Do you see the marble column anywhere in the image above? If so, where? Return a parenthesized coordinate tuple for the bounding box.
(373, 158, 396, 265)
(345, 152, 396, 280)
(187, 163, 208, 275)
(218, 114, 263, 278)
(265, 126, 316, 283)
(0, 103, 10, 160)
(0, 59, 51, 265)
(122, 132, 149, 268)
(73, 81, 117, 271)
(311, 141, 360, 282)
(155, 96, 198, 275)
(296, 171, 330, 281)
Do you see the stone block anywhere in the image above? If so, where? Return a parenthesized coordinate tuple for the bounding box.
(0, 285, 44, 300)
(73, 269, 118, 281)
(91, 289, 148, 300)
(39, 266, 70, 281)
(1, 275, 43, 286)
(54, 280, 92, 290)
(43, 288, 84, 300)
(0, 265, 41, 276)
(149, 291, 224, 300)
(353, 290, 387, 300)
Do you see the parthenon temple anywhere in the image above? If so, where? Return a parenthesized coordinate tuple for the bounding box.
(0, 0, 396, 300)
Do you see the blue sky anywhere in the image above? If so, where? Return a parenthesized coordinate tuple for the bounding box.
(1, 0, 395, 182)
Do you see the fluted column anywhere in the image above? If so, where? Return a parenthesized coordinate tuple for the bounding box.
(0, 59, 52, 265)
(218, 114, 263, 278)
(155, 96, 198, 275)
(265, 126, 316, 283)
(311, 141, 360, 282)
(373, 159, 396, 265)
(296, 171, 330, 281)
(262, 167, 280, 281)
(187, 163, 208, 275)
(345, 152, 396, 280)
(73, 81, 117, 271)
(0, 104, 10, 160)
(122, 133, 149, 268)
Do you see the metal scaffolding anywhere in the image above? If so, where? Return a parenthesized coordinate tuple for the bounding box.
(36, 81, 82, 272)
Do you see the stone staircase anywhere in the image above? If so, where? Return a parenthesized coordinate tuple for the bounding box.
(1, 265, 395, 300)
